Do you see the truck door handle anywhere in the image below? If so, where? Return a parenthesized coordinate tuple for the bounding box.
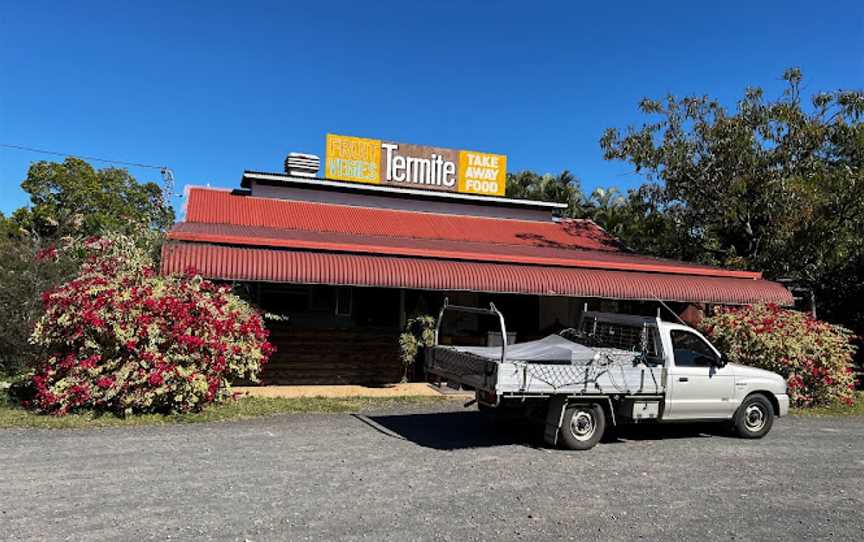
(678, 377, 689, 382)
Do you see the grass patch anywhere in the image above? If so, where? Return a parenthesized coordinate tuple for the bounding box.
(6, 386, 860, 429)
(790, 392, 864, 417)
(0, 394, 447, 430)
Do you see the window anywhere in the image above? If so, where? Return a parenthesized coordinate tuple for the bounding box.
(259, 285, 309, 314)
(577, 319, 662, 359)
(671, 330, 718, 367)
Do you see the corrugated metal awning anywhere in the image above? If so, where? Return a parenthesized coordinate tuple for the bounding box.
(167, 222, 762, 279)
(161, 242, 794, 306)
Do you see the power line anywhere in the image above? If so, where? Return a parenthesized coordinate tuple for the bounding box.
(0, 143, 167, 170)
(1, 142, 176, 205)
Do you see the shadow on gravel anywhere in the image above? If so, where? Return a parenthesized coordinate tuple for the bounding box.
(362, 411, 541, 450)
(362, 411, 733, 450)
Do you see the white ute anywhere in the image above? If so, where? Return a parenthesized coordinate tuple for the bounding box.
(426, 300, 789, 450)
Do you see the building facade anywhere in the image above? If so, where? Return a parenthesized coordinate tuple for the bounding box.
(161, 168, 793, 385)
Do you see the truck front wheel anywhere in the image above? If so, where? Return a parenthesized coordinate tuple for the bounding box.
(559, 403, 606, 450)
(732, 394, 774, 439)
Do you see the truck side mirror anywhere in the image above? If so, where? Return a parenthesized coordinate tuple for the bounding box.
(714, 353, 728, 368)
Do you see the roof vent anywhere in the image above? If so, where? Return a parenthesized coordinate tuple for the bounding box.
(284, 153, 320, 178)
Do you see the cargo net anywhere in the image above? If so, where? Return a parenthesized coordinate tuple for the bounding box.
(517, 347, 647, 392)
(516, 322, 662, 392)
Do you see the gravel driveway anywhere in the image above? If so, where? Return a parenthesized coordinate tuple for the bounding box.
(2, 400, 863, 541)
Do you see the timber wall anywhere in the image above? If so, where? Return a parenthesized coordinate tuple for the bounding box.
(259, 322, 402, 385)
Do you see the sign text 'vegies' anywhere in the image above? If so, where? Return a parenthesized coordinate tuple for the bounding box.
(325, 134, 507, 196)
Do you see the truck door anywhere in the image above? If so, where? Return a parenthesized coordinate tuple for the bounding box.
(664, 329, 735, 420)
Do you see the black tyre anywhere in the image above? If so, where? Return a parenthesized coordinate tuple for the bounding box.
(558, 403, 606, 450)
(732, 394, 774, 439)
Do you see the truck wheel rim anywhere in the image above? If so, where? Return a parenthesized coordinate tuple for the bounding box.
(744, 404, 766, 432)
(570, 411, 595, 441)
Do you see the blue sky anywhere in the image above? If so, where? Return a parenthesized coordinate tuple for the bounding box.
(1, 1, 861, 217)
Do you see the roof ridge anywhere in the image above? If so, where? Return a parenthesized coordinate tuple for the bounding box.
(187, 185, 574, 227)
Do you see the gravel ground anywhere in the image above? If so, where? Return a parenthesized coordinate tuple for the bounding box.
(2, 401, 863, 541)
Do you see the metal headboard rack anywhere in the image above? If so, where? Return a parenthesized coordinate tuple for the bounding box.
(434, 297, 509, 364)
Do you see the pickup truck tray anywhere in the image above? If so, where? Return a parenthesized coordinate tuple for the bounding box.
(428, 338, 665, 396)
(426, 300, 665, 397)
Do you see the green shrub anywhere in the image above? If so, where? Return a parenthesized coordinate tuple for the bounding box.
(399, 315, 436, 382)
(701, 304, 857, 407)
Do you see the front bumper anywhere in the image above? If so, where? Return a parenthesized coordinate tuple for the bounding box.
(776, 394, 790, 417)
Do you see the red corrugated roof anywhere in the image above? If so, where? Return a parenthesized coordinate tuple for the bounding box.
(174, 187, 762, 279)
(169, 222, 760, 278)
(161, 242, 794, 306)
(183, 187, 628, 252)
(164, 187, 793, 305)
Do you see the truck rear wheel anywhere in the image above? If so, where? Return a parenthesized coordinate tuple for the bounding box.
(559, 403, 605, 450)
(732, 394, 774, 439)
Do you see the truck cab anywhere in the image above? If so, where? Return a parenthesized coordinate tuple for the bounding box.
(658, 321, 789, 421)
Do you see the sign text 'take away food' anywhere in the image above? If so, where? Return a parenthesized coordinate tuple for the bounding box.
(324, 134, 507, 197)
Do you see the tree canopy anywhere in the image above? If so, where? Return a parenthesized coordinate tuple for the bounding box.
(506, 170, 585, 216)
(8, 157, 174, 238)
(505, 69, 863, 333)
(0, 158, 175, 375)
(600, 68, 863, 330)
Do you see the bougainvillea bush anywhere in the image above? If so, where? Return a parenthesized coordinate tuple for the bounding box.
(25, 236, 273, 415)
(700, 304, 857, 407)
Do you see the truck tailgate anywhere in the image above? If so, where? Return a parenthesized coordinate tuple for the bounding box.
(426, 346, 495, 390)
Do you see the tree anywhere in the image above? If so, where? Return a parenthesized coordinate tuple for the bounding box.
(505, 170, 685, 257)
(10, 157, 173, 238)
(0, 158, 175, 375)
(506, 170, 586, 217)
(582, 187, 626, 236)
(600, 68, 864, 330)
(0, 233, 81, 375)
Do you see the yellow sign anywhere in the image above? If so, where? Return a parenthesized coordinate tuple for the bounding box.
(324, 133, 507, 197)
(325, 134, 381, 184)
(458, 150, 507, 196)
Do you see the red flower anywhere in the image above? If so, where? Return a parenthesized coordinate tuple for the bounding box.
(80, 354, 101, 369)
(96, 376, 115, 389)
(26, 235, 273, 416)
(35, 245, 57, 262)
